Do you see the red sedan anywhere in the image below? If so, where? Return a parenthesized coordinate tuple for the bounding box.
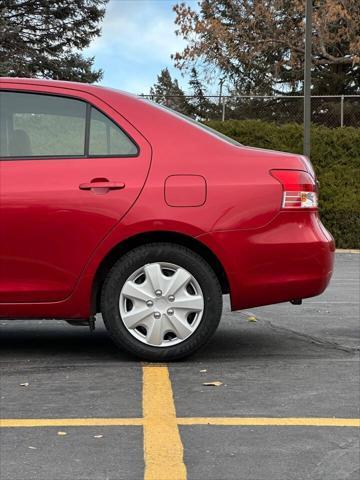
(0, 78, 334, 360)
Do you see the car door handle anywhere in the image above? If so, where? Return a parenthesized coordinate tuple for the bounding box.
(79, 181, 125, 191)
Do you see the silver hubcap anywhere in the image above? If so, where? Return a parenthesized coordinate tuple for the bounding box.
(119, 262, 204, 347)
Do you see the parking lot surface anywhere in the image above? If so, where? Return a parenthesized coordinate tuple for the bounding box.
(1, 253, 359, 480)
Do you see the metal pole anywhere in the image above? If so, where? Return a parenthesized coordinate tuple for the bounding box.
(340, 95, 344, 127)
(218, 78, 225, 106)
(222, 97, 226, 122)
(303, 0, 312, 157)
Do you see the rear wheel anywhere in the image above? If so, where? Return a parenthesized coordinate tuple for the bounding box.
(101, 243, 222, 361)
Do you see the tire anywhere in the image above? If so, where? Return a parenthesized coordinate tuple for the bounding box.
(101, 243, 223, 361)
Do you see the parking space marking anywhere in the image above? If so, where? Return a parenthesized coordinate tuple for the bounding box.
(0, 418, 142, 428)
(177, 417, 360, 427)
(143, 365, 187, 480)
(1, 416, 359, 429)
(2, 416, 358, 429)
(1, 364, 359, 480)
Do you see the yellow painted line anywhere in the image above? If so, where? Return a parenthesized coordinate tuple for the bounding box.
(0, 418, 143, 428)
(178, 417, 360, 427)
(142, 365, 187, 480)
(2, 417, 358, 429)
(1, 417, 358, 429)
(336, 248, 360, 254)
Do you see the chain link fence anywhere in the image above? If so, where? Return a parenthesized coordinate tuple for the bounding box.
(142, 95, 360, 128)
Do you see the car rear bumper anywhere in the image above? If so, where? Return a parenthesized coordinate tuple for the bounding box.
(199, 212, 335, 311)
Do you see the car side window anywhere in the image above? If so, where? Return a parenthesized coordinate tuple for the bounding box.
(89, 107, 138, 156)
(0, 92, 87, 157)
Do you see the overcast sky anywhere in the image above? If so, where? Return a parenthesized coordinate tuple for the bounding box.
(85, 0, 199, 94)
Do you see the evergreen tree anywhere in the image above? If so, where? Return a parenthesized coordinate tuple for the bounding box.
(149, 68, 192, 115)
(0, 0, 108, 82)
(188, 67, 218, 119)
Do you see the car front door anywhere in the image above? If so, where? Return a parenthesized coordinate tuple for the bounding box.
(0, 86, 151, 303)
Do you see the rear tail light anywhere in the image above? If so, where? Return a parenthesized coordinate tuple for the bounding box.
(271, 170, 318, 210)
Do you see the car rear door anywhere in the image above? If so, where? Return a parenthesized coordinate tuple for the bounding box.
(0, 85, 151, 303)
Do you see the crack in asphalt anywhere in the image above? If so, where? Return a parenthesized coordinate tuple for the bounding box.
(255, 316, 359, 353)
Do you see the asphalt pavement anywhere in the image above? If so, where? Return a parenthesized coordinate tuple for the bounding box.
(0, 252, 359, 480)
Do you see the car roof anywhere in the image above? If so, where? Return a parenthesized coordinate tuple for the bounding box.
(0, 76, 135, 99)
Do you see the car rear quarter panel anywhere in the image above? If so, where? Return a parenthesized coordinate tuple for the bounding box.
(101, 94, 308, 232)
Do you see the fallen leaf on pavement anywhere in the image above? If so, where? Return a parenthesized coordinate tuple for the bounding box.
(247, 316, 257, 322)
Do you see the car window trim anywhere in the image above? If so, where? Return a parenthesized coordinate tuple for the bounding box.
(0, 89, 140, 161)
(84, 102, 91, 157)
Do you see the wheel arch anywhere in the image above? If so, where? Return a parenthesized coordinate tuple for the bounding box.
(92, 231, 229, 313)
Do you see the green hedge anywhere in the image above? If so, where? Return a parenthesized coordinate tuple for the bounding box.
(206, 120, 360, 248)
